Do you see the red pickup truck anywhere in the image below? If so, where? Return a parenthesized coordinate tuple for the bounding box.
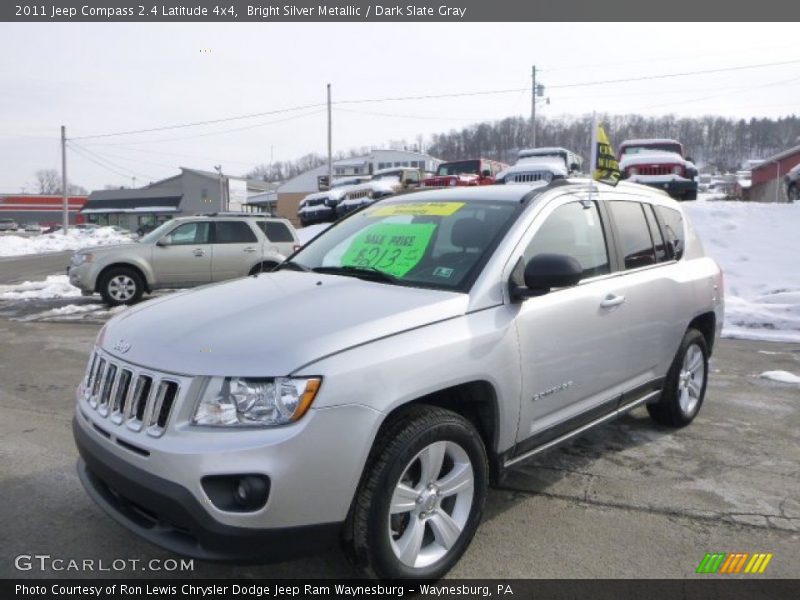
(422, 158, 509, 187)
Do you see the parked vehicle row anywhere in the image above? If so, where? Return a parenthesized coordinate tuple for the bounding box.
(74, 178, 723, 579)
(617, 138, 699, 201)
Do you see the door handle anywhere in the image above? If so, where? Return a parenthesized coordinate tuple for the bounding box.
(243, 247, 257, 253)
(192, 249, 205, 257)
(600, 293, 626, 308)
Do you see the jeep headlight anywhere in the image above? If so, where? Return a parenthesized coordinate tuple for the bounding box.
(193, 377, 321, 427)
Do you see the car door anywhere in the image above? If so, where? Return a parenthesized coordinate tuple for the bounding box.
(604, 199, 686, 390)
(511, 195, 633, 448)
(210, 220, 261, 281)
(150, 221, 212, 286)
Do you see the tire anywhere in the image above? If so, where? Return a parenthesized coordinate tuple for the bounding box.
(647, 329, 709, 427)
(343, 405, 488, 579)
(683, 189, 698, 201)
(99, 267, 144, 306)
(789, 184, 799, 203)
(249, 261, 279, 275)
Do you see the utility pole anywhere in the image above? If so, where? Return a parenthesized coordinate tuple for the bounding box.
(61, 125, 68, 235)
(214, 165, 224, 211)
(531, 66, 536, 148)
(132, 176, 136, 188)
(327, 83, 332, 190)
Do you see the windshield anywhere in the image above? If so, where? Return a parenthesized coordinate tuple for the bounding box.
(621, 144, 681, 156)
(289, 198, 522, 291)
(139, 220, 176, 243)
(436, 160, 481, 177)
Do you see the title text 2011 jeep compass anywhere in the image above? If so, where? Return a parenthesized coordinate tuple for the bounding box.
(73, 180, 723, 579)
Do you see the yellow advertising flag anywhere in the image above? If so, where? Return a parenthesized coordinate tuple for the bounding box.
(594, 124, 621, 186)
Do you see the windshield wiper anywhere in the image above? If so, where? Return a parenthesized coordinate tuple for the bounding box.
(275, 260, 312, 272)
(312, 265, 404, 285)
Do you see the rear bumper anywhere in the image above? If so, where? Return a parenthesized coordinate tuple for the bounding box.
(73, 416, 341, 563)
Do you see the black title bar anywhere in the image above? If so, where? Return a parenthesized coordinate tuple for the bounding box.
(4, 0, 800, 22)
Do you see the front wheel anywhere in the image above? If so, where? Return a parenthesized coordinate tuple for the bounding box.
(344, 405, 488, 579)
(99, 267, 144, 306)
(788, 184, 799, 203)
(648, 329, 709, 427)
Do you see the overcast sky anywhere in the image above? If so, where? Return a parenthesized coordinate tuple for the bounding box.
(1, 22, 798, 192)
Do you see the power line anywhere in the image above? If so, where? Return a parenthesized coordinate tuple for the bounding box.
(80, 108, 326, 146)
(68, 141, 155, 181)
(71, 103, 326, 141)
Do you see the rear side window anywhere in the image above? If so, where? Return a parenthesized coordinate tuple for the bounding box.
(213, 221, 257, 244)
(643, 204, 668, 262)
(258, 221, 295, 242)
(609, 201, 656, 270)
(525, 201, 610, 279)
(656, 206, 686, 260)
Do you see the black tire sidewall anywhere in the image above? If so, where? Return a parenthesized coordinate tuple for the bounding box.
(100, 267, 143, 306)
(367, 417, 488, 579)
(663, 330, 709, 425)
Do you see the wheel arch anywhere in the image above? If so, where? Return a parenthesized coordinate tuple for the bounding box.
(95, 262, 150, 293)
(377, 380, 502, 484)
(688, 311, 716, 355)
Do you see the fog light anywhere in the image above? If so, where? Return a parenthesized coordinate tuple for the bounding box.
(202, 474, 270, 512)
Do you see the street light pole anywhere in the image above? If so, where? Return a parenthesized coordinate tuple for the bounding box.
(327, 83, 332, 190)
(531, 66, 536, 148)
(61, 125, 68, 235)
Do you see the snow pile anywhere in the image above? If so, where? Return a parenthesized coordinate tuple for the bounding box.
(0, 227, 132, 257)
(296, 223, 330, 245)
(684, 199, 800, 343)
(0, 275, 81, 299)
(758, 371, 800, 384)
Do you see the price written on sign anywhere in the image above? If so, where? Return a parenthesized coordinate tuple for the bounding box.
(341, 223, 438, 278)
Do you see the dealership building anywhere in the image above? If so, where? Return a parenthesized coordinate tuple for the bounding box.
(0, 194, 87, 226)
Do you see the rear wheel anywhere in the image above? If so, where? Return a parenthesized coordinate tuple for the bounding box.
(99, 267, 144, 306)
(344, 405, 488, 579)
(648, 329, 708, 427)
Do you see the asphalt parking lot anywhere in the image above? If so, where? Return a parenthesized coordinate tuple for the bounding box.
(0, 253, 798, 579)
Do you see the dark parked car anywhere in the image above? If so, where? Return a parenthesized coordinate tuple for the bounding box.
(785, 163, 800, 202)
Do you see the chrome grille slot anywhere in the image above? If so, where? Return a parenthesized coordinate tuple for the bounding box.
(110, 369, 133, 424)
(147, 381, 179, 437)
(511, 172, 546, 183)
(89, 358, 107, 408)
(98, 363, 118, 416)
(125, 375, 153, 432)
(82, 349, 186, 438)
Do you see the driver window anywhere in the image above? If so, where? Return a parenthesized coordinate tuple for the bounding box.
(169, 222, 210, 245)
(524, 201, 610, 279)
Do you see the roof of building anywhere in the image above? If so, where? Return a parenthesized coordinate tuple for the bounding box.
(752, 144, 800, 172)
(82, 191, 182, 212)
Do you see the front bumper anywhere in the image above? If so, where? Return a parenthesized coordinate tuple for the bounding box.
(67, 263, 96, 292)
(626, 176, 697, 198)
(73, 416, 341, 562)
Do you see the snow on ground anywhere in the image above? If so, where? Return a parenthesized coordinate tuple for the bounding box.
(16, 303, 127, 323)
(0, 275, 81, 299)
(758, 371, 800, 385)
(684, 196, 800, 343)
(296, 223, 330, 244)
(0, 227, 132, 257)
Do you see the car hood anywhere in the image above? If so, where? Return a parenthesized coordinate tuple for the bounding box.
(77, 242, 143, 255)
(99, 271, 468, 376)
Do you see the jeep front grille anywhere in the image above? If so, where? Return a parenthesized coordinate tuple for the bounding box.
(510, 171, 550, 183)
(630, 165, 675, 176)
(83, 351, 183, 438)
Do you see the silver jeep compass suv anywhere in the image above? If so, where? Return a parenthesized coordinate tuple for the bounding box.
(73, 180, 723, 579)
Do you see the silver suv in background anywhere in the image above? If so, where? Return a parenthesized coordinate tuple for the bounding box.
(68, 215, 298, 305)
(73, 181, 723, 578)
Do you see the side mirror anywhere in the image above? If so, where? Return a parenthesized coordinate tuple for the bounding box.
(512, 253, 583, 300)
(481, 169, 491, 178)
(156, 235, 172, 247)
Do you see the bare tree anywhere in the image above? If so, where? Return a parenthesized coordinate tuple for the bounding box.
(33, 169, 88, 195)
(35, 169, 60, 194)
